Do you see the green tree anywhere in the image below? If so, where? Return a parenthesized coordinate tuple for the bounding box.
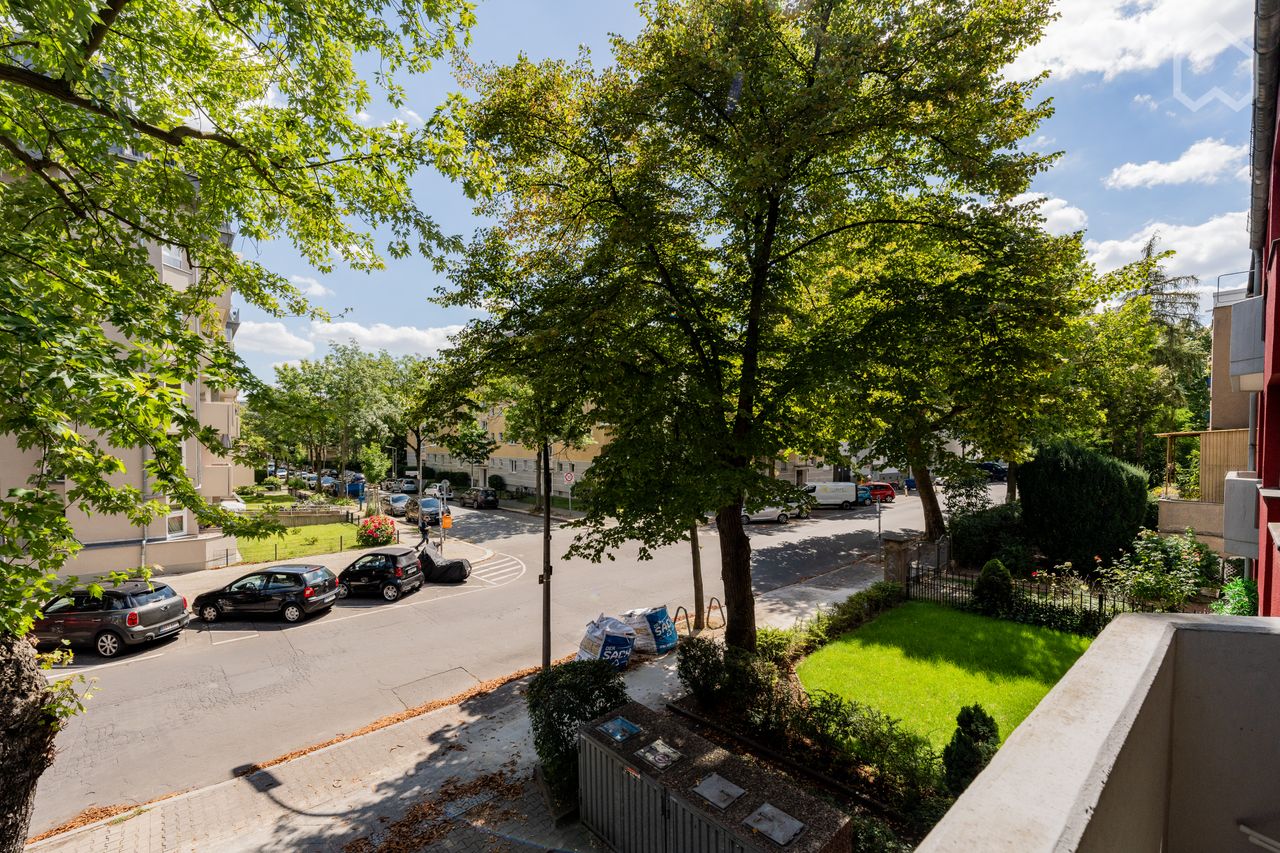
(0, 0, 474, 841)
(443, 0, 1054, 650)
(358, 444, 392, 512)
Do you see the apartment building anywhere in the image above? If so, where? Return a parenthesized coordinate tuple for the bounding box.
(0, 242, 255, 576)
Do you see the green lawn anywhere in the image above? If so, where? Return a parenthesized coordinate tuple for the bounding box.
(243, 493, 297, 507)
(796, 601, 1091, 749)
(237, 521, 372, 563)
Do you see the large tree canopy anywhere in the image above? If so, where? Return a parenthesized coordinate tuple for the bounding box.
(0, 0, 474, 844)
(441, 0, 1056, 650)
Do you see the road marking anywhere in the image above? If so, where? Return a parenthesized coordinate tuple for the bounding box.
(44, 652, 165, 681)
(210, 633, 258, 646)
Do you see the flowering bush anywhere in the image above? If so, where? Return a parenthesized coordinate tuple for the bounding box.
(356, 514, 396, 547)
(1102, 529, 1218, 611)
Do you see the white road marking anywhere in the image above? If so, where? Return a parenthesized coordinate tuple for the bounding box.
(210, 633, 259, 646)
(44, 652, 165, 681)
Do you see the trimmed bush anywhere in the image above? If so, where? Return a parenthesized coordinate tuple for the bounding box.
(848, 815, 914, 853)
(286, 476, 306, 490)
(943, 704, 1000, 795)
(261, 476, 283, 490)
(950, 503, 1026, 571)
(526, 660, 629, 799)
(676, 636, 728, 707)
(1211, 576, 1259, 616)
(355, 514, 396, 547)
(1003, 593, 1113, 637)
(487, 474, 506, 491)
(971, 559, 1013, 616)
(1019, 441, 1149, 572)
(755, 626, 803, 665)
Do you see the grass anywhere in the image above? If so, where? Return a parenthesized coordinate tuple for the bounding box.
(796, 601, 1091, 750)
(237, 521, 378, 563)
(243, 492, 296, 506)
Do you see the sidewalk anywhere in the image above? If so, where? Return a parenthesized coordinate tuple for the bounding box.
(29, 558, 882, 853)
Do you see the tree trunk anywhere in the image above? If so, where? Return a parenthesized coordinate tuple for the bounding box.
(1005, 460, 1018, 504)
(715, 504, 756, 651)
(1, 635, 58, 851)
(914, 464, 946, 541)
(690, 523, 705, 630)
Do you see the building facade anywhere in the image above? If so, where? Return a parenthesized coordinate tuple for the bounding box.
(0, 242, 254, 576)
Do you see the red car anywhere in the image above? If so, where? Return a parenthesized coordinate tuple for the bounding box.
(865, 482, 896, 502)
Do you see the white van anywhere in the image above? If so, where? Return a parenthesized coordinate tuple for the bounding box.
(804, 482, 870, 509)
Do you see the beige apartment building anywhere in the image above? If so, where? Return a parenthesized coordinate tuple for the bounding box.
(0, 242, 254, 576)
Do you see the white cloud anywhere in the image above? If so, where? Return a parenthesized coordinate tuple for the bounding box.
(1012, 192, 1089, 235)
(236, 321, 316, 357)
(1104, 138, 1248, 189)
(310, 321, 465, 357)
(400, 108, 424, 126)
(289, 274, 334, 298)
(1133, 94, 1159, 111)
(355, 110, 371, 124)
(1007, 0, 1252, 81)
(1086, 211, 1249, 284)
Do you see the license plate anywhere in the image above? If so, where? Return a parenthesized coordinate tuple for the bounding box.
(317, 591, 336, 603)
(158, 622, 178, 633)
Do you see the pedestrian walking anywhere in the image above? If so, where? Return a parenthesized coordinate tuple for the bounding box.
(418, 512, 429, 546)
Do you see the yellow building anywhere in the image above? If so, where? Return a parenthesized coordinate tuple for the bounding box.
(0, 242, 254, 575)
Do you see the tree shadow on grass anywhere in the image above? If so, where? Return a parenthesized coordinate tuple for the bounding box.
(815, 602, 1091, 686)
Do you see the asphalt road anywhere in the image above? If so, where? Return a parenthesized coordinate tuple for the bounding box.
(31, 492, 939, 833)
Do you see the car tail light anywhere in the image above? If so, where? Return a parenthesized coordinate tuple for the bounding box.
(182, 597, 188, 610)
(126, 611, 139, 627)
(303, 586, 315, 599)
(395, 566, 403, 578)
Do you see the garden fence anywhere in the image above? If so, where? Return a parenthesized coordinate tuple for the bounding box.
(906, 563, 1152, 618)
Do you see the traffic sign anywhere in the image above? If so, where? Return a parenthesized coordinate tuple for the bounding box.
(564, 471, 575, 485)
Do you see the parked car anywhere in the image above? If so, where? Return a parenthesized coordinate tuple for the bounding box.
(741, 504, 791, 524)
(381, 494, 411, 516)
(407, 496, 451, 526)
(865, 482, 896, 502)
(193, 565, 338, 624)
(320, 476, 339, 494)
(33, 581, 190, 658)
(399, 478, 420, 495)
(977, 461, 1008, 482)
(803, 482, 872, 509)
(418, 545, 472, 583)
(460, 487, 499, 509)
(336, 546, 424, 601)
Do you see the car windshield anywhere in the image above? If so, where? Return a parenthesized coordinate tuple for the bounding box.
(389, 495, 408, 503)
(303, 569, 332, 585)
(129, 586, 175, 605)
(420, 498, 441, 509)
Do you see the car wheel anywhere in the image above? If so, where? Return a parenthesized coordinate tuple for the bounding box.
(840, 500, 852, 510)
(740, 513, 751, 526)
(95, 630, 123, 658)
(281, 603, 305, 623)
(336, 582, 350, 600)
(777, 513, 788, 523)
(199, 604, 220, 623)
(381, 583, 401, 602)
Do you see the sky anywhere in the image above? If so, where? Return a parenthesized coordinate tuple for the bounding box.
(232, 0, 1257, 381)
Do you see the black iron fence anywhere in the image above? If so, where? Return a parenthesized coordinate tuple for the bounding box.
(907, 564, 1152, 619)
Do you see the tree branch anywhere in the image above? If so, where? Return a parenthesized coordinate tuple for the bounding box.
(80, 0, 132, 67)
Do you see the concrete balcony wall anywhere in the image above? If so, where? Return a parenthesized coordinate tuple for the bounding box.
(1157, 499, 1224, 552)
(199, 400, 236, 437)
(1229, 295, 1265, 391)
(1224, 471, 1261, 559)
(919, 615, 1280, 853)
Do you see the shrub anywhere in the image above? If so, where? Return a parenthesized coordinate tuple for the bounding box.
(950, 503, 1026, 571)
(848, 815, 914, 853)
(1019, 441, 1149, 572)
(676, 636, 728, 707)
(723, 649, 793, 738)
(1003, 593, 1113, 637)
(943, 704, 1000, 795)
(234, 485, 257, 497)
(755, 626, 803, 665)
(1211, 576, 1259, 616)
(261, 476, 283, 490)
(286, 476, 306, 490)
(1102, 529, 1218, 611)
(488, 474, 506, 491)
(355, 514, 396, 547)
(941, 464, 993, 522)
(526, 660, 629, 800)
(971, 559, 1013, 616)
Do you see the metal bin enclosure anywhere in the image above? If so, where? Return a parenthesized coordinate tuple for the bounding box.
(578, 702, 851, 853)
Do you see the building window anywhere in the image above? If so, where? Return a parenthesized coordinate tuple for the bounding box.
(570, 463, 575, 473)
(510, 459, 517, 472)
(161, 243, 188, 269)
(166, 511, 187, 537)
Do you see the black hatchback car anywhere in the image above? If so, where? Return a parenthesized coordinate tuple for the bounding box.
(193, 564, 338, 624)
(34, 581, 190, 658)
(336, 546, 424, 601)
(459, 487, 500, 509)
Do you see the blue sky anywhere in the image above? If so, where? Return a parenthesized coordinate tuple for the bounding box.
(233, 0, 1256, 380)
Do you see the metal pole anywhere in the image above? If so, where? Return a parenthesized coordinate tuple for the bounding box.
(417, 422, 424, 493)
(542, 438, 553, 670)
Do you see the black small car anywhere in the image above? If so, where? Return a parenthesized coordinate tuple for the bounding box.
(193, 564, 338, 624)
(419, 545, 473, 583)
(336, 546, 424, 601)
(407, 496, 450, 526)
(33, 581, 190, 658)
(460, 487, 500, 509)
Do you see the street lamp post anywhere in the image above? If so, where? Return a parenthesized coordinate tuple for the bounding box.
(541, 437, 553, 670)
